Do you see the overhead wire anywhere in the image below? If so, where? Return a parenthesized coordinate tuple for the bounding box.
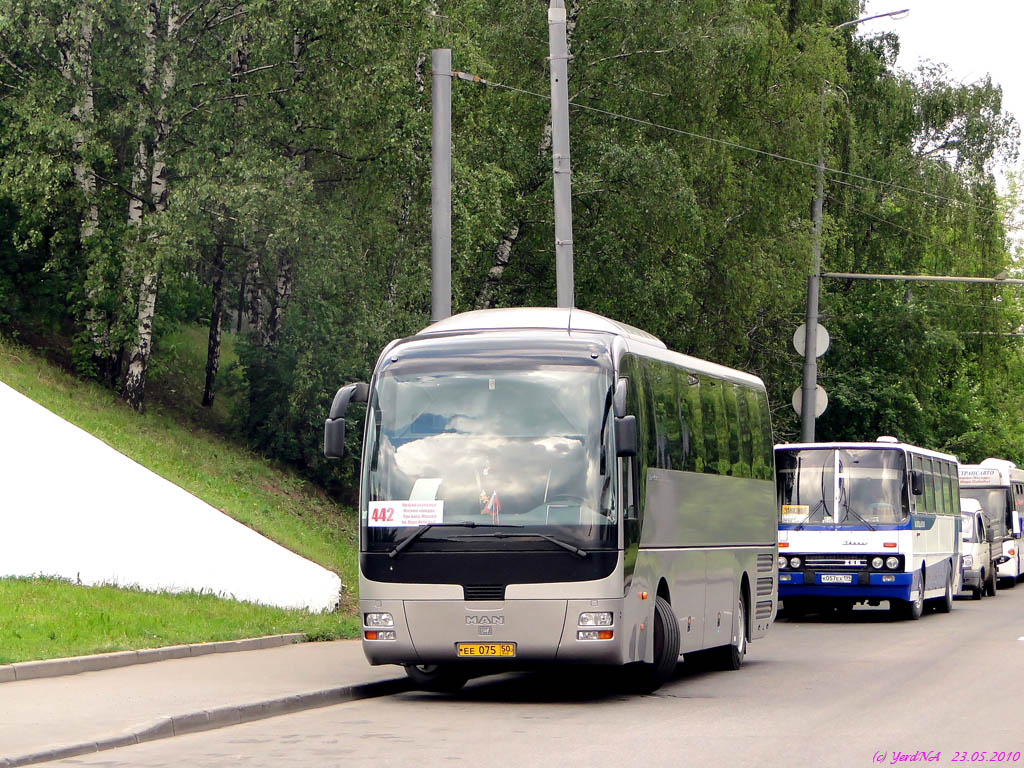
(452, 71, 1012, 223)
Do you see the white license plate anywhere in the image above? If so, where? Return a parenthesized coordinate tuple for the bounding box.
(820, 574, 853, 584)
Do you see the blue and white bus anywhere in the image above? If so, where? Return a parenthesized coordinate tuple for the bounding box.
(774, 438, 961, 620)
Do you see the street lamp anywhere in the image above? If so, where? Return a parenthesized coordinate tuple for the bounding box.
(799, 8, 909, 442)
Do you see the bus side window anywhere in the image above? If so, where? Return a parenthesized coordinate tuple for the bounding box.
(700, 379, 724, 475)
(754, 388, 774, 480)
(910, 454, 924, 514)
(924, 458, 936, 514)
(681, 373, 705, 473)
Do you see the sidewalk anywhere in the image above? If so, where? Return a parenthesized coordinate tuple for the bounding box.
(0, 639, 407, 767)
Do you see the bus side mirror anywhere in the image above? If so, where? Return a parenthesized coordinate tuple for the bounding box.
(910, 470, 924, 496)
(324, 382, 369, 459)
(615, 415, 637, 457)
(613, 377, 629, 419)
(1013, 511, 1022, 537)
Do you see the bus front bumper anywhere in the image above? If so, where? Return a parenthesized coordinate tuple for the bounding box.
(359, 597, 627, 667)
(778, 571, 913, 601)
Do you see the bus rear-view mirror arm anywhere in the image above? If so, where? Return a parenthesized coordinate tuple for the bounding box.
(324, 382, 369, 459)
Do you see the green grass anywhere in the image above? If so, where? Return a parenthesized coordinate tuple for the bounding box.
(0, 578, 359, 664)
(0, 333, 361, 661)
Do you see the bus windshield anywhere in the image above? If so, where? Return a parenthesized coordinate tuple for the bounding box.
(960, 488, 1010, 536)
(776, 448, 909, 526)
(361, 359, 614, 551)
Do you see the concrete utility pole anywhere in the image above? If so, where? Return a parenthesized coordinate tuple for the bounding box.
(431, 48, 452, 322)
(548, 0, 574, 308)
(799, 8, 908, 441)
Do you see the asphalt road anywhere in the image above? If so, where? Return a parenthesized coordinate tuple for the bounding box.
(52, 589, 1024, 768)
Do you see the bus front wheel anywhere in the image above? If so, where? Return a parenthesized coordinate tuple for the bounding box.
(985, 564, 998, 597)
(935, 566, 953, 614)
(894, 580, 923, 620)
(404, 663, 468, 692)
(630, 596, 680, 693)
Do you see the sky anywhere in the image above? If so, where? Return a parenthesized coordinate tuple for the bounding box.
(860, 0, 1024, 186)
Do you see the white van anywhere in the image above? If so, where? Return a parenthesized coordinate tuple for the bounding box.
(959, 498, 1000, 599)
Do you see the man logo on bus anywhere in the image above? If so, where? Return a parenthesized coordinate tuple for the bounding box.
(466, 616, 505, 625)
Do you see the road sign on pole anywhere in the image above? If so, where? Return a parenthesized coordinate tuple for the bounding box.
(792, 385, 828, 418)
(793, 323, 830, 358)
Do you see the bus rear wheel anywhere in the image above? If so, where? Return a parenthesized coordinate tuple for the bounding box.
(404, 663, 468, 692)
(630, 596, 680, 693)
(715, 591, 748, 670)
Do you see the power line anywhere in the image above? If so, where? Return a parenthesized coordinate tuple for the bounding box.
(452, 71, 1007, 219)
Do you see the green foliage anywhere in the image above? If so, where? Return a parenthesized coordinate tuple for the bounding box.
(2, 0, 1023, 490)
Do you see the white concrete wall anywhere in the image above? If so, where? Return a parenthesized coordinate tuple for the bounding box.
(0, 381, 342, 612)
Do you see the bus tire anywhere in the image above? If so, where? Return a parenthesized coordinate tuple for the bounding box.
(895, 579, 924, 620)
(716, 591, 748, 670)
(972, 581, 983, 600)
(404, 663, 468, 692)
(985, 564, 998, 597)
(1000, 575, 1016, 589)
(935, 567, 953, 614)
(631, 596, 680, 693)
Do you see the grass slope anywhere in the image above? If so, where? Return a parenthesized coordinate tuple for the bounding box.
(0, 334, 360, 661)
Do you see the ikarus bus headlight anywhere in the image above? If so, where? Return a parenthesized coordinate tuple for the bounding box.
(364, 612, 394, 627)
(778, 555, 788, 569)
(578, 612, 613, 627)
(872, 556, 884, 569)
(789, 556, 801, 569)
(885, 557, 900, 570)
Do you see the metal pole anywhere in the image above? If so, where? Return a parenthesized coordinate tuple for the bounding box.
(431, 49, 452, 322)
(548, 0, 574, 308)
(801, 92, 826, 442)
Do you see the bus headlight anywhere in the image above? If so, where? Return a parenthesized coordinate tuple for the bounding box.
(962, 555, 973, 568)
(579, 612, 613, 627)
(364, 612, 394, 627)
(789, 557, 801, 569)
(778, 555, 788, 569)
(885, 557, 900, 570)
(871, 557, 884, 569)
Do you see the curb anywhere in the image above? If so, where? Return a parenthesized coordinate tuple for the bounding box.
(0, 676, 411, 767)
(0, 633, 307, 684)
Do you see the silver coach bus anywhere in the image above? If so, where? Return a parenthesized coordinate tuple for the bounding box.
(324, 308, 778, 692)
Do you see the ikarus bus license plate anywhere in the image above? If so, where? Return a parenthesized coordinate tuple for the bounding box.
(457, 643, 516, 658)
(820, 574, 853, 584)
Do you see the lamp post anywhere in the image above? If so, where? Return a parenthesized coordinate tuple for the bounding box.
(799, 8, 909, 442)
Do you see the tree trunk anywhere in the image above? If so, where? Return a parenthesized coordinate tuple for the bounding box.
(123, 2, 179, 411)
(59, 3, 110, 377)
(474, 220, 521, 309)
(202, 237, 226, 407)
(265, 254, 294, 348)
(244, 256, 263, 342)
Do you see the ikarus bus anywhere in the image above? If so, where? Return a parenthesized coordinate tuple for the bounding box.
(324, 308, 778, 692)
(958, 459, 1024, 589)
(775, 438, 961, 620)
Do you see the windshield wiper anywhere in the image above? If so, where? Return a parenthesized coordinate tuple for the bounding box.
(840, 504, 876, 531)
(389, 522, 483, 559)
(793, 498, 826, 530)
(451, 531, 588, 558)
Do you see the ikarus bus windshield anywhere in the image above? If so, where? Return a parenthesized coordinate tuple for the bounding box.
(361, 351, 615, 552)
(776, 448, 909, 527)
